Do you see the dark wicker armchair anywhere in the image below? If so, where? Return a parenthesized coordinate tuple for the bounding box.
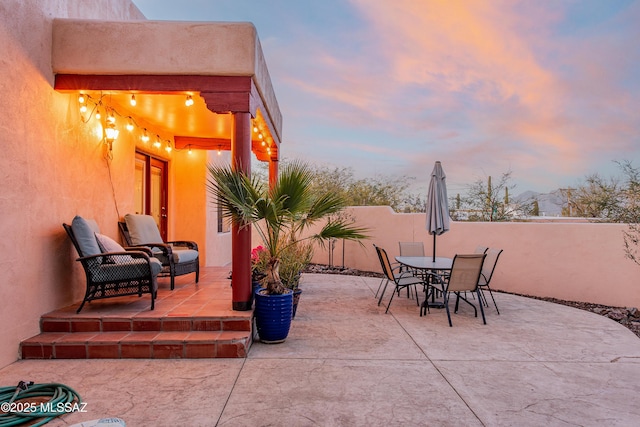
(118, 214, 199, 290)
(64, 218, 161, 313)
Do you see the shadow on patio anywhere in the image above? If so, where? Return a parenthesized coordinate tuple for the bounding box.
(4, 271, 640, 426)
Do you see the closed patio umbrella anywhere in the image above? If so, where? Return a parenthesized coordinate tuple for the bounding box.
(426, 161, 450, 262)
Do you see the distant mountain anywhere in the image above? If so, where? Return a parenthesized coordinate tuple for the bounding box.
(514, 190, 565, 217)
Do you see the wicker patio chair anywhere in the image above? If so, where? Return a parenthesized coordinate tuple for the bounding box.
(64, 217, 161, 313)
(119, 214, 199, 290)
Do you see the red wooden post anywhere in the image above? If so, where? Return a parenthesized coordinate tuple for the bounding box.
(269, 157, 278, 190)
(231, 112, 252, 311)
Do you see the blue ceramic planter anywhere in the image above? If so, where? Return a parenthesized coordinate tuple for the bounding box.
(254, 288, 293, 343)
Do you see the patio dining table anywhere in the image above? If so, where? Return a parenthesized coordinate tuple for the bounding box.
(395, 256, 453, 310)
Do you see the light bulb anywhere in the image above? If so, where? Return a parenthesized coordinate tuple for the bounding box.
(126, 118, 134, 131)
(95, 110, 101, 120)
(78, 94, 86, 104)
(80, 105, 87, 113)
(141, 129, 149, 143)
(165, 142, 172, 153)
(154, 137, 161, 148)
(261, 140, 266, 146)
(185, 95, 194, 107)
(104, 122, 119, 142)
(253, 126, 258, 133)
(188, 146, 192, 155)
(106, 110, 116, 124)
(130, 94, 137, 106)
(258, 133, 263, 139)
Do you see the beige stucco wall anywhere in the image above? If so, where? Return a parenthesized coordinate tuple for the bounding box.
(309, 207, 640, 308)
(51, 18, 282, 138)
(0, 0, 228, 369)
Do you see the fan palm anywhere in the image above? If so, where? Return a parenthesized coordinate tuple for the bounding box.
(207, 160, 368, 295)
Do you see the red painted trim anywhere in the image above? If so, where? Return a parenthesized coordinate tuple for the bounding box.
(54, 74, 251, 93)
(174, 136, 231, 150)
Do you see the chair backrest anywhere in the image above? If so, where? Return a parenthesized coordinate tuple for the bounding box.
(374, 245, 395, 282)
(399, 241, 425, 257)
(479, 248, 503, 285)
(63, 223, 83, 257)
(118, 221, 133, 246)
(447, 254, 486, 293)
(474, 245, 488, 254)
(66, 216, 102, 257)
(123, 214, 163, 245)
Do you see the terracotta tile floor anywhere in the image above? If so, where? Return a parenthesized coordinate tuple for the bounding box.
(20, 267, 254, 359)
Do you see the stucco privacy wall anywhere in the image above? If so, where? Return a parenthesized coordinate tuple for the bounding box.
(0, 0, 212, 369)
(309, 207, 640, 309)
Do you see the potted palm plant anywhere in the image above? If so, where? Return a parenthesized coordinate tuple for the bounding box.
(207, 160, 368, 342)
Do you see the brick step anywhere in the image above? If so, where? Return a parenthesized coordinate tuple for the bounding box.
(20, 330, 252, 359)
(40, 315, 251, 333)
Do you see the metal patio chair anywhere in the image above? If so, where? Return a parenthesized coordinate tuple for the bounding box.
(375, 245, 423, 313)
(423, 253, 487, 326)
(478, 248, 503, 314)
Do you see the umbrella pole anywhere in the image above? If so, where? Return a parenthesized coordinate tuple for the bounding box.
(433, 234, 436, 262)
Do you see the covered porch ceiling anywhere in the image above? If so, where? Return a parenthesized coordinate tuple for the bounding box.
(51, 19, 282, 162)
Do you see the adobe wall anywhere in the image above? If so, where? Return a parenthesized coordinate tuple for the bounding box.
(0, 0, 215, 368)
(310, 207, 640, 309)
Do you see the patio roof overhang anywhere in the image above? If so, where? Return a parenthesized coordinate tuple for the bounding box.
(51, 19, 282, 162)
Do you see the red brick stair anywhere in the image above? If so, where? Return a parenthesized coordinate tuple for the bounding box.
(21, 314, 252, 359)
(20, 268, 254, 359)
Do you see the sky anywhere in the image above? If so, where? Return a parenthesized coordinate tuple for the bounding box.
(133, 0, 640, 195)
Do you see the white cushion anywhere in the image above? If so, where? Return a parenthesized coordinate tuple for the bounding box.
(124, 214, 163, 245)
(96, 233, 125, 253)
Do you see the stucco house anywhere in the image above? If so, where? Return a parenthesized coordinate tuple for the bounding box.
(0, 0, 281, 368)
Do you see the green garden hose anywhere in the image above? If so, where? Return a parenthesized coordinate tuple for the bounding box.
(0, 381, 82, 427)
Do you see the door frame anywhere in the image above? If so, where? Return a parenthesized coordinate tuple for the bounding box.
(135, 151, 168, 241)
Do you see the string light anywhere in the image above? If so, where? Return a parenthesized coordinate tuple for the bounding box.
(77, 93, 181, 157)
(78, 93, 87, 113)
(185, 95, 194, 107)
(130, 94, 137, 106)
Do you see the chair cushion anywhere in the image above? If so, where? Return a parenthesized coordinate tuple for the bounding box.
(172, 248, 199, 263)
(149, 258, 163, 276)
(71, 216, 102, 256)
(96, 233, 125, 253)
(91, 257, 162, 282)
(124, 214, 163, 245)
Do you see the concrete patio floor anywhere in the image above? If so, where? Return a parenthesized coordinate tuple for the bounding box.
(2, 273, 640, 426)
